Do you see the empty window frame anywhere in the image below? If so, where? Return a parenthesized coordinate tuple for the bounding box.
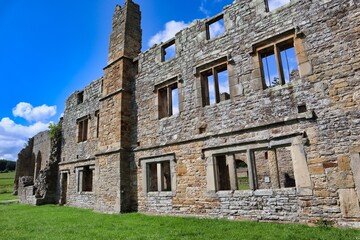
(77, 117, 88, 142)
(265, 0, 291, 12)
(214, 155, 231, 191)
(82, 166, 94, 192)
(77, 91, 84, 104)
(258, 37, 299, 88)
(206, 15, 225, 40)
(158, 82, 179, 119)
(212, 147, 295, 192)
(235, 153, 250, 190)
(214, 153, 250, 191)
(162, 39, 176, 61)
(252, 147, 296, 189)
(77, 165, 94, 192)
(201, 63, 230, 106)
(147, 161, 172, 192)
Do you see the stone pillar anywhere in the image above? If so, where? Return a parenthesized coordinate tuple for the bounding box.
(268, 150, 280, 188)
(290, 136, 312, 195)
(226, 154, 237, 190)
(247, 150, 257, 190)
(350, 148, 360, 204)
(157, 163, 163, 192)
(206, 156, 216, 194)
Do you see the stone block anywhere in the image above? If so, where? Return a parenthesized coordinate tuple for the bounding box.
(338, 155, 351, 171)
(309, 164, 324, 175)
(338, 189, 360, 218)
(254, 189, 273, 196)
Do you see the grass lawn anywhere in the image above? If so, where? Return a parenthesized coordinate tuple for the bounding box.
(0, 171, 17, 200)
(0, 204, 359, 240)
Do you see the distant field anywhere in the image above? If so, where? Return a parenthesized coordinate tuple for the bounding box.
(0, 204, 359, 240)
(0, 171, 17, 200)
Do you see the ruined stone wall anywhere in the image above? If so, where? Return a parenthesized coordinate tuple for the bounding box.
(135, 0, 360, 226)
(14, 138, 34, 193)
(61, 78, 102, 163)
(59, 78, 102, 209)
(32, 130, 51, 178)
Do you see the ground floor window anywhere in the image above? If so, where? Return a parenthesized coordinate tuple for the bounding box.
(141, 154, 176, 193)
(77, 165, 94, 193)
(147, 161, 171, 192)
(212, 146, 296, 192)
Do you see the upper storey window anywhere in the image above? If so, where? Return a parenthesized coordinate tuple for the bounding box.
(200, 62, 230, 106)
(161, 39, 176, 62)
(206, 15, 225, 40)
(158, 80, 179, 119)
(77, 91, 84, 104)
(259, 38, 298, 88)
(253, 31, 302, 89)
(265, 0, 291, 12)
(77, 117, 88, 143)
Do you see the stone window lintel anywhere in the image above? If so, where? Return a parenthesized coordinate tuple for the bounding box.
(249, 28, 304, 55)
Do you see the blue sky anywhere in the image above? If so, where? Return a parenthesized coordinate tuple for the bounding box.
(0, 0, 234, 160)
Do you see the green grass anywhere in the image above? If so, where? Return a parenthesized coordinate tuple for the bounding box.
(0, 171, 17, 200)
(0, 204, 359, 240)
(238, 177, 250, 190)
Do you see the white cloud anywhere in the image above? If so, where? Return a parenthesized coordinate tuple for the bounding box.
(0, 117, 52, 161)
(13, 102, 56, 122)
(267, 0, 290, 11)
(200, 0, 211, 16)
(0, 117, 51, 139)
(0, 102, 57, 160)
(0, 135, 26, 161)
(148, 20, 188, 47)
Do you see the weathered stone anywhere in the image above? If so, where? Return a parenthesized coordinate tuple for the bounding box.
(14, 0, 360, 228)
(338, 189, 360, 218)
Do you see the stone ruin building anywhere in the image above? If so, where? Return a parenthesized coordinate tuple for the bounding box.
(14, 0, 360, 227)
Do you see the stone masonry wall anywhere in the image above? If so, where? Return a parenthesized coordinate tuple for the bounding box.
(33, 130, 51, 176)
(61, 78, 102, 163)
(59, 77, 102, 209)
(135, 0, 360, 226)
(17, 0, 359, 228)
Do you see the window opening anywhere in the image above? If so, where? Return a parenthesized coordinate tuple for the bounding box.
(235, 153, 250, 190)
(253, 150, 272, 189)
(148, 163, 158, 191)
(297, 104, 307, 113)
(171, 87, 179, 115)
(276, 147, 296, 188)
(147, 161, 172, 192)
(77, 91, 84, 104)
(158, 82, 179, 119)
(215, 155, 231, 190)
(265, 0, 290, 12)
(162, 40, 176, 61)
(206, 15, 225, 39)
(201, 63, 229, 106)
(207, 73, 216, 105)
(77, 118, 88, 142)
(259, 39, 298, 88)
(82, 166, 93, 192)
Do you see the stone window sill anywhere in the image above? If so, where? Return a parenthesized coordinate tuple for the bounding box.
(146, 191, 175, 197)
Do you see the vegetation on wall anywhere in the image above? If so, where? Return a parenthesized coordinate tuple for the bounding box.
(48, 122, 62, 140)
